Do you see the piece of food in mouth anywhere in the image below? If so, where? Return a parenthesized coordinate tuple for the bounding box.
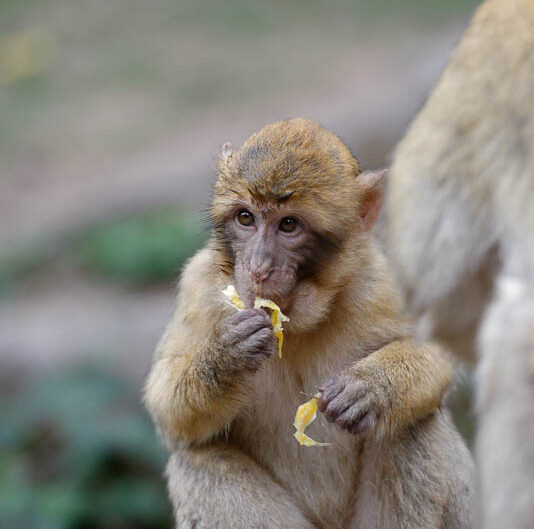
(222, 285, 289, 358)
(221, 284, 246, 310)
(253, 297, 289, 358)
(293, 394, 331, 447)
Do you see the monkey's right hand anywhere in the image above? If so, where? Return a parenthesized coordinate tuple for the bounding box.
(218, 308, 276, 371)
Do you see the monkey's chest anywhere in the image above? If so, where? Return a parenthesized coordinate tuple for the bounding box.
(232, 359, 362, 527)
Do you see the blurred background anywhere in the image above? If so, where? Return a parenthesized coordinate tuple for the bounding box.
(0, 1, 478, 527)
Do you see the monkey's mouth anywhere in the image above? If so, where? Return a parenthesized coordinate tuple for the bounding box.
(235, 269, 290, 310)
(254, 289, 291, 314)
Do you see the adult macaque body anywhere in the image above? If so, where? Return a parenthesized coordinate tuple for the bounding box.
(382, 0, 534, 527)
(145, 119, 474, 528)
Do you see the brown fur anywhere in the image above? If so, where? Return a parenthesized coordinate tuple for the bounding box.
(381, 0, 534, 527)
(145, 119, 474, 528)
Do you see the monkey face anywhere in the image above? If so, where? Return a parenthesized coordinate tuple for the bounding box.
(210, 119, 387, 316)
(227, 201, 324, 310)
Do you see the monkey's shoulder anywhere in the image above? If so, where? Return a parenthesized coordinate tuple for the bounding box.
(180, 244, 226, 287)
(174, 244, 232, 326)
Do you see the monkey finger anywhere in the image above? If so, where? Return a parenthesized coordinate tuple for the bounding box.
(348, 411, 377, 437)
(242, 351, 270, 371)
(226, 308, 270, 327)
(319, 373, 366, 401)
(230, 313, 273, 339)
(318, 382, 345, 412)
(324, 394, 352, 423)
(319, 373, 343, 392)
(225, 308, 255, 325)
(323, 377, 367, 409)
(323, 381, 370, 422)
(343, 378, 369, 402)
(253, 326, 276, 347)
(242, 327, 276, 355)
(334, 397, 373, 430)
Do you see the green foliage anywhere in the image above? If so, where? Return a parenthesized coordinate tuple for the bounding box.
(0, 208, 206, 296)
(0, 366, 172, 529)
(78, 209, 206, 286)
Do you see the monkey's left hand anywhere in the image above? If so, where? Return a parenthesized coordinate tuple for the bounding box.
(318, 367, 386, 437)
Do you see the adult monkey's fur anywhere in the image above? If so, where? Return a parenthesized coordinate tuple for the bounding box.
(382, 0, 534, 527)
(145, 118, 474, 528)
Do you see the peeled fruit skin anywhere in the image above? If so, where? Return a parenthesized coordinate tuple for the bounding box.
(293, 395, 330, 447)
(221, 285, 245, 310)
(254, 298, 289, 358)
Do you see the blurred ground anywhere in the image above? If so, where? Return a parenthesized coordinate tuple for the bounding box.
(0, 1, 479, 527)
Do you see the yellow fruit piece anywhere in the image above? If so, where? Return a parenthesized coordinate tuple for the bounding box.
(254, 297, 289, 358)
(293, 395, 330, 447)
(294, 431, 324, 447)
(221, 286, 289, 358)
(221, 285, 246, 310)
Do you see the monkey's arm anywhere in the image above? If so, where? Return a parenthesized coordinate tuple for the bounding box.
(319, 339, 453, 438)
(144, 247, 271, 446)
(359, 339, 453, 436)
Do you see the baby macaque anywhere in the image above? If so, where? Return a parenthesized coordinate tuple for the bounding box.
(145, 118, 474, 528)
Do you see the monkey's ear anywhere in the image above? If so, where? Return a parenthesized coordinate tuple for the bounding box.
(221, 141, 234, 164)
(358, 169, 387, 231)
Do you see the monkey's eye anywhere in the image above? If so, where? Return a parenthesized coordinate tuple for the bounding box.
(236, 209, 254, 227)
(279, 217, 298, 233)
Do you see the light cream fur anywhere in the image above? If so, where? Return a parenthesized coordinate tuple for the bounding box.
(382, 1, 534, 527)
